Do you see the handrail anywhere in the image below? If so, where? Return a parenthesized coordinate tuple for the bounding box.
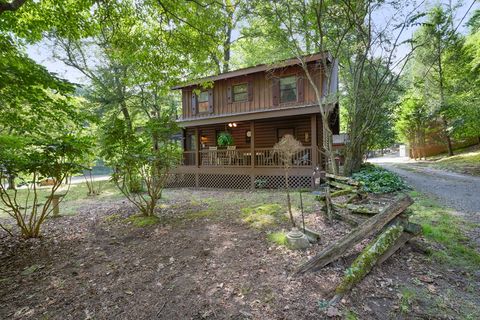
(182, 147, 313, 168)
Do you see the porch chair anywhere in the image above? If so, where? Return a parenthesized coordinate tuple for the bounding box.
(226, 146, 239, 165)
(262, 150, 275, 166)
(208, 146, 218, 165)
(294, 151, 311, 166)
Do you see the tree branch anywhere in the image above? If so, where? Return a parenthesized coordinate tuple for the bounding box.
(0, 0, 26, 15)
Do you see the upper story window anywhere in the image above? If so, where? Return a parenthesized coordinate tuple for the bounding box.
(198, 91, 209, 113)
(280, 76, 297, 103)
(233, 83, 248, 102)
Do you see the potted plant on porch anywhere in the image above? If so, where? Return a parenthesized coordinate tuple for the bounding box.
(217, 132, 234, 148)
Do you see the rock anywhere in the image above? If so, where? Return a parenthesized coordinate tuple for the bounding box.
(326, 306, 340, 317)
(239, 310, 252, 318)
(427, 284, 436, 293)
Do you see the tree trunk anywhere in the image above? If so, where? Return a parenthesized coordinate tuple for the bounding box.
(285, 170, 296, 227)
(322, 119, 337, 175)
(343, 140, 364, 176)
(437, 36, 453, 157)
(442, 117, 454, 156)
(7, 174, 15, 190)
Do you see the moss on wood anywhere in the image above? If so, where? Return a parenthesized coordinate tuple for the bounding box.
(335, 224, 404, 295)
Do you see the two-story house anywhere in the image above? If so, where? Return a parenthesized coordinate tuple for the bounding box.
(167, 53, 340, 189)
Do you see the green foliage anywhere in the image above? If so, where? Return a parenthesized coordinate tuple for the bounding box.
(0, 135, 92, 238)
(399, 287, 416, 314)
(103, 112, 181, 217)
(352, 164, 409, 194)
(397, 5, 480, 146)
(217, 132, 234, 147)
(267, 231, 288, 246)
(395, 92, 430, 145)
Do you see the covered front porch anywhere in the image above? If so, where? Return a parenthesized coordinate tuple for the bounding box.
(180, 114, 323, 169)
(167, 114, 331, 189)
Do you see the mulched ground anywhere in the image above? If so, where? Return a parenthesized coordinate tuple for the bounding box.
(1, 189, 479, 319)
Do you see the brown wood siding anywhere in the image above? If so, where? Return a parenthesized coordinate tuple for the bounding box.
(181, 64, 323, 120)
(186, 115, 320, 150)
(182, 114, 326, 170)
(253, 115, 312, 148)
(185, 115, 323, 149)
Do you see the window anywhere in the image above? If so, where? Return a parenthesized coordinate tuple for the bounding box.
(280, 76, 297, 103)
(233, 83, 248, 102)
(198, 91, 209, 113)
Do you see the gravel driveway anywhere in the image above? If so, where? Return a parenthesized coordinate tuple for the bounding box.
(369, 155, 480, 222)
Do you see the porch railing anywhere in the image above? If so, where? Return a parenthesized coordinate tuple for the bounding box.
(182, 147, 313, 168)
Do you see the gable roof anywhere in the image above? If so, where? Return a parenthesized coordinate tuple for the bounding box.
(172, 52, 330, 90)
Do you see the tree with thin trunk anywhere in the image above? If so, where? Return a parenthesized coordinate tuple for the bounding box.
(274, 135, 304, 227)
(242, 0, 425, 175)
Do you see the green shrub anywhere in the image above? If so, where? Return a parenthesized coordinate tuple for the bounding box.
(352, 164, 409, 193)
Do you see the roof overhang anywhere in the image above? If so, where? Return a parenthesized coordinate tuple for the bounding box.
(172, 52, 331, 90)
(177, 104, 321, 127)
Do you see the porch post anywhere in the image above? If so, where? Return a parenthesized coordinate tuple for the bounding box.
(311, 114, 318, 166)
(195, 127, 200, 167)
(311, 114, 318, 188)
(195, 127, 200, 188)
(250, 120, 255, 189)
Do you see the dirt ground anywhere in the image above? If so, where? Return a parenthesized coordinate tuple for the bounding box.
(1, 189, 479, 319)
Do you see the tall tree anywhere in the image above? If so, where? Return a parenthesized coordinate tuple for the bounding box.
(412, 5, 458, 156)
(398, 4, 479, 155)
(240, 0, 424, 175)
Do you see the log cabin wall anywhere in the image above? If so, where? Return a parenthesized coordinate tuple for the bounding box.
(181, 64, 323, 120)
(254, 116, 312, 148)
(185, 115, 319, 151)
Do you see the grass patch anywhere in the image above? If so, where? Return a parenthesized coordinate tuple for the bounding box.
(436, 150, 480, 165)
(184, 209, 216, 220)
(399, 287, 416, 314)
(0, 181, 121, 219)
(409, 191, 480, 270)
(104, 213, 121, 223)
(125, 214, 159, 227)
(267, 231, 288, 246)
(433, 148, 480, 176)
(241, 203, 286, 229)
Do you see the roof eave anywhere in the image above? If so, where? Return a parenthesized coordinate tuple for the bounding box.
(171, 52, 330, 90)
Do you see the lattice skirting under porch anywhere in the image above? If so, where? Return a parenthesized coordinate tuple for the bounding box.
(165, 173, 312, 189)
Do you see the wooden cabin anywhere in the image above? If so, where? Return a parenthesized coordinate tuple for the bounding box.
(167, 53, 340, 189)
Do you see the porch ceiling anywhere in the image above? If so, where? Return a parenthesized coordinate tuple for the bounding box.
(177, 104, 320, 127)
